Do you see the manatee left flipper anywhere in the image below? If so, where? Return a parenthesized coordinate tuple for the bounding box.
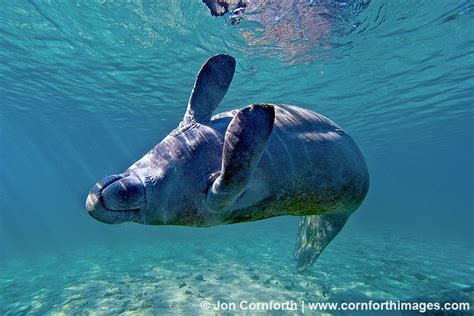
(206, 104, 275, 212)
(295, 212, 350, 272)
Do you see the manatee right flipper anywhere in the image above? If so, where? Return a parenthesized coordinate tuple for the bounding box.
(183, 54, 236, 125)
(295, 212, 350, 272)
(206, 104, 275, 212)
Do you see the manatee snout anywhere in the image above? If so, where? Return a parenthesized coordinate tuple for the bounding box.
(86, 173, 145, 224)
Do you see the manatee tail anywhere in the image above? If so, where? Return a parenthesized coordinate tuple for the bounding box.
(295, 213, 350, 272)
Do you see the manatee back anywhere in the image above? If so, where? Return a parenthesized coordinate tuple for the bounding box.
(216, 104, 369, 217)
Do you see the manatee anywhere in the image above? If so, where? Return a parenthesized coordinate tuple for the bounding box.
(86, 54, 369, 271)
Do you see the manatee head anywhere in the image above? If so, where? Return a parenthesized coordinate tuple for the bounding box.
(86, 172, 146, 224)
(86, 54, 236, 226)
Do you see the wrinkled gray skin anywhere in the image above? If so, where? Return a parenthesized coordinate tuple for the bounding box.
(86, 54, 369, 271)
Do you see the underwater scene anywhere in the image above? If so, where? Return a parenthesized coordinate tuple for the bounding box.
(1, 0, 473, 314)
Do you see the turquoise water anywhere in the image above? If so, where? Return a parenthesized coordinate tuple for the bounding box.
(1, 0, 473, 314)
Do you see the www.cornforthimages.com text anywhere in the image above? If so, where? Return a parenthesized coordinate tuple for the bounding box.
(199, 299, 471, 313)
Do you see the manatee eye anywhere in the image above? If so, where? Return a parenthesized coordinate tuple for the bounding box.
(101, 175, 146, 211)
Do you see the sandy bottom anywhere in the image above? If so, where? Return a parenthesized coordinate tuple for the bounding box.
(1, 222, 473, 315)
